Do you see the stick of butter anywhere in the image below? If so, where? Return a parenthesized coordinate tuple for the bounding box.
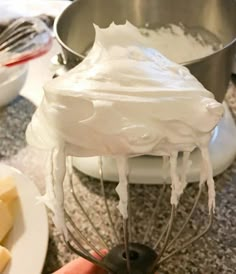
(0, 177, 18, 204)
(0, 200, 13, 242)
(0, 245, 11, 272)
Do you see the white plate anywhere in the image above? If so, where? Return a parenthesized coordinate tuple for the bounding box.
(0, 164, 48, 274)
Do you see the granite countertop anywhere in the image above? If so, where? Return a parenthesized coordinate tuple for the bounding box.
(0, 85, 236, 274)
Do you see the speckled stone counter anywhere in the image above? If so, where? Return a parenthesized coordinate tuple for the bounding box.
(1, 85, 236, 274)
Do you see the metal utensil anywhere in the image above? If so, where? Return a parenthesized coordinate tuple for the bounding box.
(0, 17, 52, 67)
(62, 157, 213, 274)
(54, 0, 236, 102)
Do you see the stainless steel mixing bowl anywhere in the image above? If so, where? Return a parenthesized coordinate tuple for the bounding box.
(54, 0, 236, 102)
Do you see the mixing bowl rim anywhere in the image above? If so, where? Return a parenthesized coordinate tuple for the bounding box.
(54, 6, 236, 66)
(0, 64, 28, 88)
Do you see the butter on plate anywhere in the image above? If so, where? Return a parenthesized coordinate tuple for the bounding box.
(0, 176, 18, 272)
(0, 177, 18, 204)
(0, 200, 13, 242)
(0, 246, 11, 273)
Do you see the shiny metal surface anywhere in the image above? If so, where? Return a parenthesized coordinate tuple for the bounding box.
(55, 0, 236, 102)
(63, 159, 214, 273)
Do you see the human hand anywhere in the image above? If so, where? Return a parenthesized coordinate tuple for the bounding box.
(53, 250, 107, 274)
(54, 250, 159, 274)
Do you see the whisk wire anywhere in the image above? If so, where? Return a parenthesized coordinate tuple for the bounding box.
(99, 157, 120, 245)
(143, 182, 167, 244)
(67, 228, 94, 258)
(0, 17, 52, 66)
(0, 29, 36, 51)
(65, 210, 104, 258)
(156, 205, 176, 260)
(68, 169, 109, 249)
(64, 158, 214, 273)
(127, 173, 132, 243)
(0, 25, 31, 41)
(65, 235, 110, 271)
(157, 209, 214, 266)
(166, 185, 203, 251)
(153, 220, 169, 250)
(0, 18, 27, 42)
(123, 218, 131, 273)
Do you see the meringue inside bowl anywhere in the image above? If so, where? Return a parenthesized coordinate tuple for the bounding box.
(54, 0, 236, 102)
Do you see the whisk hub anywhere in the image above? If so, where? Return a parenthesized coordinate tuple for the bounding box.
(102, 243, 157, 274)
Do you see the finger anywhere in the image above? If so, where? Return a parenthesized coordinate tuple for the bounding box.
(53, 250, 108, 274)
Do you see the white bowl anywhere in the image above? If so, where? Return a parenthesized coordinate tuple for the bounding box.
(0, 64, 28, 107)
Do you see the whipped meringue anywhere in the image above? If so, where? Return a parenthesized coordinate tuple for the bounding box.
(26, 22, 223, 232)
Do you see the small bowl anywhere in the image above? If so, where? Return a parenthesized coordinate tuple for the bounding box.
(0, 64, 28, 107)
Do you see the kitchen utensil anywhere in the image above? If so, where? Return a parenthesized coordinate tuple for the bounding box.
(62, 158, 213, 274)
(54, 0, 236, 102)
(0, 17, 52, 67)
(46, 2, 236, 272)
